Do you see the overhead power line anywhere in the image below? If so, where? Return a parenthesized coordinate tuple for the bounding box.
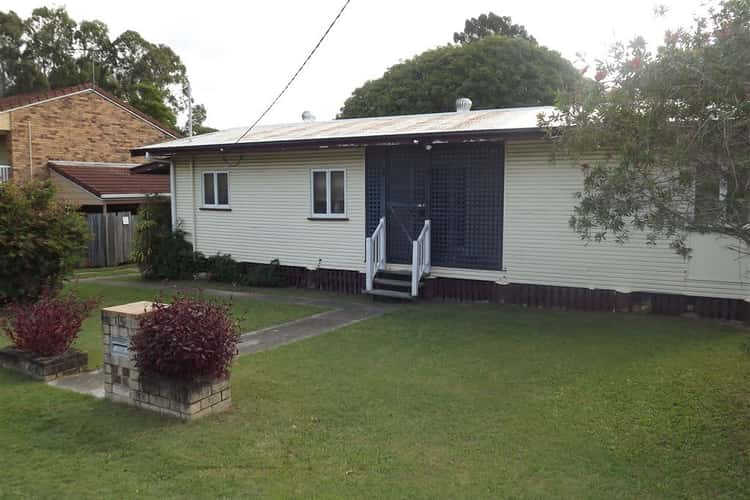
(235, 0, 352, 143)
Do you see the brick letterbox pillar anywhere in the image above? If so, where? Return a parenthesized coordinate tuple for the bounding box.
(101, 301, 157, 403)
(101, 301, 232, 420)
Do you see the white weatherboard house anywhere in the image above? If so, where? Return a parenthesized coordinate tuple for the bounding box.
(132, 101, 750, 318)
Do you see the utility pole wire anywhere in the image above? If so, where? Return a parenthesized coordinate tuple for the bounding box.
(235, 0, 352, 143)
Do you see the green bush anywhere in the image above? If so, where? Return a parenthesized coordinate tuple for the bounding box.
(132, 202, 287, 286)
(244, 259, 286, 287)
(0, 180, 89, 303)
(133, 200, 199, 280)
(206, 254, 241, 283)
(204, 254, 286, 287)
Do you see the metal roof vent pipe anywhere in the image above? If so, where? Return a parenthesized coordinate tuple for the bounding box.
(455, 97, 472, 113)
(302, 110, 316, 122)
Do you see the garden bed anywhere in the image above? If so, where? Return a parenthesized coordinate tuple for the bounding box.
(0, 347, 87, 381)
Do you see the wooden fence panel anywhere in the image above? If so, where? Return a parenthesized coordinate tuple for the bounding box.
(84, 211, 138, 267)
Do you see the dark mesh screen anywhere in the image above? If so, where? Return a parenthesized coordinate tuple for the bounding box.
(365, 143, 504, 270)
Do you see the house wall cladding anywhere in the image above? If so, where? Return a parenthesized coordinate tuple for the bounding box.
(174, 140, 750, 303)
(174, 149, 366, 272)
(502, 140, 750, 301)
(8, 91, 173, 181)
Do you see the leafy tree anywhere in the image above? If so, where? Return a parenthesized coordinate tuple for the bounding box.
(339, 35, 580, 118)
(0, 10, 44, 96)
(0, 180, 89, 303)
(24, 6, 79, 88)
(539, 0, 750, 257)
(127, 82, 177, 131)
(454, 12, 537, 45)
(184, 103, 218, 136)
(0, 6, 212, 130)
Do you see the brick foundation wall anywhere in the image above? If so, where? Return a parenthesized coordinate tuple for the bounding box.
(274, 264, 748, 321)
(8, 90, 174, 181)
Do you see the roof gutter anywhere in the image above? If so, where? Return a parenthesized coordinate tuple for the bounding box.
(130, 128, 545, 157)
(100, 193, 171, 199)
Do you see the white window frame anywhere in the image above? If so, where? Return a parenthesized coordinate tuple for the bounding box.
(201, 171, 230, 209)
(310, 168, 347, 218)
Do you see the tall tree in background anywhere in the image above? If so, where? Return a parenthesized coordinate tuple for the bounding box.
(539, 0, 750, 256)
(339, 13, 578, 118)
(186, 104, 218, 135)
(453, 12, 537, 45)
(0, 6, 211, 130)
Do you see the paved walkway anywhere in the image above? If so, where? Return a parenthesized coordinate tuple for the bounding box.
(48, 277, 393, 398)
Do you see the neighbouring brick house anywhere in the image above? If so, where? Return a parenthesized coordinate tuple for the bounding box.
(0, 83, 179, 267)
(0, 83, 178, 185)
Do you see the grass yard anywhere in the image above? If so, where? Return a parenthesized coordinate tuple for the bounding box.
(72, 264, 140, 279)
(1, 303, 750, 498)
(1, 281, 326, 369)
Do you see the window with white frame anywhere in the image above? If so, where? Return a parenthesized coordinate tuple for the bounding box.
(311, 169, 346, 217)
(202, 171, 230, 208)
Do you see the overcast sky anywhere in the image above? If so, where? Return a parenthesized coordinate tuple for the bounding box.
(5, 0, 711, 130)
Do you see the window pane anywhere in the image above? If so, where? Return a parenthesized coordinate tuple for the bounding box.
(331, 171, 345, 214)
(217, 173, 229, 205)
(203, 173, 215, 205)
(313, 171, 327, 214)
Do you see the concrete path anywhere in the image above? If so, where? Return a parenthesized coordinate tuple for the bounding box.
(48, 369, 105, 398)
(47, 278, 393, 398)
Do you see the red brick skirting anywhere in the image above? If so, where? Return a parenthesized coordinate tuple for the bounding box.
(422, 278, 749, 321)
(233, 263, 749, 321)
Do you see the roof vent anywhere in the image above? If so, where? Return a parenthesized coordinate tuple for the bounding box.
(302, 110, 316, 122)
(455, 97, 472, 113)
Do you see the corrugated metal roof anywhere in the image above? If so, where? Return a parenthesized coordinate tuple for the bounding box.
(133, 105, 554, 153)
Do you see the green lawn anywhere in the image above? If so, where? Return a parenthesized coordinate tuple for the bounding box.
(2, 282, 326, 369)
(1, 304, 750, 498)
(72, 264, 140, 279)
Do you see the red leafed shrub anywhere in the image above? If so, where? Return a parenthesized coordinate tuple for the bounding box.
(1, 291, 97, 357)
(132, 295, 240, 381)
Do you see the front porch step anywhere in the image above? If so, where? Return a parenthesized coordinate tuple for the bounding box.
(373, 277, 421, 289)
(364, 288, 416, 301)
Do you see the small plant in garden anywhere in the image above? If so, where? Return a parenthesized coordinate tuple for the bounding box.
(132, 295, 240, 381)
(132, 200, 200, 280)
(206, 253, 241, 283)
(205, 254, 286, 287)
(1, 291, 97, 357)
(0, 180, 89, 303)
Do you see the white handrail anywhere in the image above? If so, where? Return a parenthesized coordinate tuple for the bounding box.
(365, 217, 386, 291)
(0, 165, 10, 183)
(411, 219, 431, 296)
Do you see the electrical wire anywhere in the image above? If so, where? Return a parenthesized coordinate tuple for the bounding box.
(234, 0, 352, 143)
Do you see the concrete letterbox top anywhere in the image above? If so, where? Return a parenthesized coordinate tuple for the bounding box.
(102, 301, 162, 316)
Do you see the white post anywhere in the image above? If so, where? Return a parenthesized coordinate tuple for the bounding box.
(365, 237, 373, 291)
(187, 82, 193, 138)
(425, 220, 431, 273)
(411, 241, 419, 296)
(169, 160, 177, 231)
(379, 217, 386, 270)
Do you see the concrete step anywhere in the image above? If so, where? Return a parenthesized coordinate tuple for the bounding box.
(377, 269, 413, 280)
(364, 288, 416, 301)
(373, 277, 412, 288)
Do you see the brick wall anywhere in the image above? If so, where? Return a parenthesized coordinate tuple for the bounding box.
(8, 90, 174, 181)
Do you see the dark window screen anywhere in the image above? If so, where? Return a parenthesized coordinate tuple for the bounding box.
(313, 171, 327, 214)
